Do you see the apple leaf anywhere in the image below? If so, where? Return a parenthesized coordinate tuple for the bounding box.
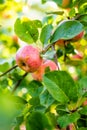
(43, 71, 78, 103)
(50, 20, 84, 43)
(33, 20, 42, 28)
(78, 76, 87, 96)
(26, 112, 53, 130)
(79, 106, 87, 115)
(40, 90, 55, 107)
(40, 24, 53, 44)
(77, 128, 87, 130)
(14, 18, 39, 43)
(27, 80, 43, 97)
(57, 112, 80, 128)
(0, 59, 10, 72)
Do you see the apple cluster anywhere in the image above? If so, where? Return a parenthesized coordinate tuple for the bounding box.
(16, 45, 58, 81)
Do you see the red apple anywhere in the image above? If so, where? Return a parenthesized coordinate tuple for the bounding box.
(32, 60, 58, 81)
(16, 45, 43, 72)
(72, 31, 84, 42)
(70, 52, 83, 61)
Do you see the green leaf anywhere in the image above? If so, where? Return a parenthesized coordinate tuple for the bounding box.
(41, 0, 48, 4)
(0, 58, 9, 72)
(14, 18, 39, 43)
(27, 80, 43, 97)
(51, 20, 84, 43)
(78, 128, 87, 130)
(78, 76, 87, 96)
(43, 71, 78, 103)
(69, 8, 76, 17)
(79, 106, 87, 115)
(26, 112, 53, 130)
(0, 0, 5, 4)
(56, 104, 69, 116)
(14, 126, 20, 130)
(42, 50, 56, 59)
(43, 72, 69, 104)
(57, 112, 80, 128)
(40, 90, 55, 107)
(78, 14, 87, 23)
(46, 11, 64, 15)
(33, 20, 42, 28)
(40, 24, 53, 44)
(65, 43, 75, 54)
(31, 105, 46, 113)
(29, 97, 40, 106)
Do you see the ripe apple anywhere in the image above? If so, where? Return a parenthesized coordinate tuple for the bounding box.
(70, 52, 83, 61)
(16, 45, 43, 72)
(32, 60, 58, 81)
(72, 31, 84, 42)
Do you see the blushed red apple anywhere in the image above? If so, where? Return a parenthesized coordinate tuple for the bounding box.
(16, 45, 43, 72)
(72, 31, 84, 42)
(32, 60, 58, 81)
(70, 52, 83, 61)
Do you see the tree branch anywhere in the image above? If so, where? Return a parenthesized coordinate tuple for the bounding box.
(41, 43, 55, 54)
(0, 65, 18, 77)
(12, 72, 28, 93)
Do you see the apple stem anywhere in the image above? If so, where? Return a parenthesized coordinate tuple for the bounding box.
(64, 41, 68, 62)
(12, 72, 28, 93)
(0, 65, 18, 77)
(51, 44, 60, 70)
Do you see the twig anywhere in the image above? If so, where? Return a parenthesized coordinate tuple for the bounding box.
(0, 65, 18, 77)
(51, 44, 60, 70)
(41, 43, 54, 54)
(12, 72, 28, 93)
(64, 41, 68, 62)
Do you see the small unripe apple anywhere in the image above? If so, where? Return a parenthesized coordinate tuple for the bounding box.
(16, 45, 43, 72)
(54, 0, 72, 8)
(32, 60, 58, 81)
(72, 31, 84, 42)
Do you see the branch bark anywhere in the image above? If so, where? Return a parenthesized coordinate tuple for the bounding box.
(0, 65, 18, 77)
(12, 72, 28, 93)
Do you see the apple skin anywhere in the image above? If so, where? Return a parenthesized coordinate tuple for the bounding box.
(16, 45, 43, 72)
(32, 60, 58, 81)
(72, 31, 84, 42)
(70, 52, 83, 61)
(55, 39, 65, 46)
